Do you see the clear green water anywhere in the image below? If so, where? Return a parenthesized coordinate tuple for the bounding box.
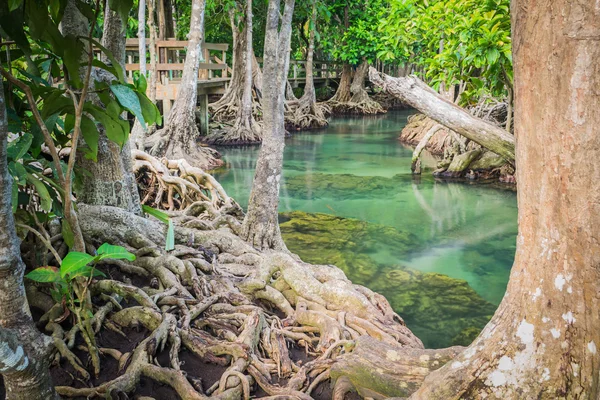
(213, 110, 517, 347)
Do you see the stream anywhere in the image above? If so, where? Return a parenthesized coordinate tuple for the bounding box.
(213, 110, 517, 348)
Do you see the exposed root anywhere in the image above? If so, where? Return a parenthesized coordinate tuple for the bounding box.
(285, 97, 329, 131)
(205, 112, 263, 146)
(32, 174, 424, 399)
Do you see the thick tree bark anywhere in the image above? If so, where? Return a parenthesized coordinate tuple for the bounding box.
(329, 61, 384, 115)
(289, 0, 327, 129)
(329, 63, 352, 103)
(369, 68, 515, 163)
(408, 0, 600, 398)
(148, 0, 222, 170)
(69, 3, 142, 215)
(241, 0, 295, 250)
(0, 81, 58, 400)
(148, 0, 158, 103)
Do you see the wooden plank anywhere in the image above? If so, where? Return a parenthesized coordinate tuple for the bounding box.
(125, 63, 226, 71)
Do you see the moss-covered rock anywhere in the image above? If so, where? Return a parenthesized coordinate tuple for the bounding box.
(284, 173, 411, 200)
(280, 211, 497, 348)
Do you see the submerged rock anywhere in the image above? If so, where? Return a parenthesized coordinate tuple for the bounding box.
(284, 173, 411, 200)
(280, 211, 497, 348)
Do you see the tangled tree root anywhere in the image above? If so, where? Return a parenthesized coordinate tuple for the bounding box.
(205, 114, 263, 146)
(28, 176, 426, 399)
(21, 152, 442, 399)
(132, 149, 241, 213)
(285, 98, 330, 131)
(326, 97, 385, 116)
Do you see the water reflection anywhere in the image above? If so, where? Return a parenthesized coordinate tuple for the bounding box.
(213, 110, 517, 346)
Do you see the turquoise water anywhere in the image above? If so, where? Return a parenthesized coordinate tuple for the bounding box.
(213, 110, 517, 346)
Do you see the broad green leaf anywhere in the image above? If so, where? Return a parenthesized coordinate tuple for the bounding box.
(166, 219, 175, 252)
(108, 0, 133, 25)
(8, 161, 27, 185)
(8, 0, 23, 12)
(80, 115, 100, 161)
(134, 73, 147, 94)
(84, 105, 128, 147)
(26, 266, 60, 283)
(110, 84, 146, 129)
(61, 220, 74, 249)
(96, 243, 136, 261)
(138, 92, 161, 126)
(69, 265, 106, 279)
(25, 173, 52, 212)
(142, 205, 170, 223)
(81, 38, 125, 83)
(60, 251, 94, 278)
(7, 133, 32, 161)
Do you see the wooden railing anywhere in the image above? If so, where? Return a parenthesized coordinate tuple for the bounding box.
(123, 38, 229, 83)
(289, 60, 343, 81)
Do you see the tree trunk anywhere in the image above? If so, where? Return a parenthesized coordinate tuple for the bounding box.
(330, 60, 384, 114)
(66, 1, 142, 215)
(409, 1, 600, 398)
(130, 0, 147, 149)
(289, 0, 327, 129)
(329, 63, 352, 103)
(369, 69, 515, 163)
(0, 80, 58, 400)
(240, 0, 295, 250)
(148, 0, 223, 170)
(148, 0, 158, 103)
(207, 1, 262, 145)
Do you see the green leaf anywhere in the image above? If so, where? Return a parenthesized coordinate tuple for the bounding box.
(80, 38, 125, 83)
(8, 0, 23, 12)
(80, 115, 100, 161)
(8, 161, 27, 185)
(60, 251, 94, 278)
(108, 0, 133, 25)
(25, 173, 52, 212)
(134, 73, 147, 94)
(69, 265, 106, 279)
(110, 84, 146, 128)
(84, 105, 128, 147)
(7, 133, 33, 161)
(142, 205, 170, 223)
(61, 220, 74, 249)
(26, 266, 60, 283)
(96, 243, 136, 261)
(166, 219, 175, 252)
(138, 92, 161, 126)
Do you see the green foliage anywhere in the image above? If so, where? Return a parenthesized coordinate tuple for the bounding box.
(26, 243, 135, 303)
(378, 0, 512, 104)
(142, 205, 175, 251)
(1, 0, 161, 229)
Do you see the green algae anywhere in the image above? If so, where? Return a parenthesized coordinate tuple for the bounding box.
(280, 211, 496, 348)
(284, 173, 412, 200)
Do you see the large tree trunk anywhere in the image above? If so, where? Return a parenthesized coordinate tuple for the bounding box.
(369, 69, 516, 163)
(65, 1, 142, 215)
(240, 0, 295, 250)
(288, 0, 327, 130)
(329, 63, 352, 103)
(410, 0, 600, 397)
(0, 80, 58, 400)
(148, 0, 222, 170)
(207, 1, 262, 145)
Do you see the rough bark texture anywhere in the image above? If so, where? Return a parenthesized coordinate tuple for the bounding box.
(0, 80, 58, 400)
(331, 337, 463, 399)
(369, 68, 515, 163)
(240, 0, 295, 250)
(147, 0, 223, 170)
(207, 1, 262, 145)
(328, 63, 352, 103)
(410, 0, 600, 398)
(287, 1, 328, 130)
(70, 2, 142, 215)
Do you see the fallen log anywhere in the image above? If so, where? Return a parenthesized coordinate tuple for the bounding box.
(369, 68, 515, 163)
